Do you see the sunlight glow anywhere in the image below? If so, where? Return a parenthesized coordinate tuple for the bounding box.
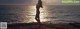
(24, 6, 50, 23)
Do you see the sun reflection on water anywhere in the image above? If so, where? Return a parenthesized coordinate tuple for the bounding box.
(22, 6, 50, 23)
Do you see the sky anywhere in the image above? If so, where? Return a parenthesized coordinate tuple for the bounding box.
(0, 0, 80, 5)
(0, 0, 33, 5)
(0, 0, 61, 5)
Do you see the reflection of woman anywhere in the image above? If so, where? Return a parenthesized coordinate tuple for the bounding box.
(35, 0, 43, 24)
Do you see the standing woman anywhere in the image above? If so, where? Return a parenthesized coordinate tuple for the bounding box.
(35, 0, 43, 24)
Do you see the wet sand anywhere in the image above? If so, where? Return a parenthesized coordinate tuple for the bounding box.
(8, 22, 80, 29)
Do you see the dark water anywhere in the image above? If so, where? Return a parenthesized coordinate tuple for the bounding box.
(0, 5, 80, 24)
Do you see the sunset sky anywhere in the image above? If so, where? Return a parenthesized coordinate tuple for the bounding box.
(0, 0, 80, 5)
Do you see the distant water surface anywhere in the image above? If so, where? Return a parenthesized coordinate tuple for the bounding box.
(0, 5, 80, 24)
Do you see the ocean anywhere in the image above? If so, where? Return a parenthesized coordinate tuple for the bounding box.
(0, 5, 80, 24)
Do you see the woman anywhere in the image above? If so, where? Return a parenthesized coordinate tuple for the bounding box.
(35, 0, 43, 24)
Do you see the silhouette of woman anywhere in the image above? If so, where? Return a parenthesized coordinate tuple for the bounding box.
(35, 0, 43, 24)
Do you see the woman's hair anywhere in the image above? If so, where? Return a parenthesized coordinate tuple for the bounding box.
(37, 0, 43, 8)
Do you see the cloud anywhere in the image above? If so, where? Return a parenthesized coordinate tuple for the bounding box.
(41, 0, 61, 5)
(0, 0, 79, 5)
(0, 0, 33, 5)
(0, 0, 61, 5)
